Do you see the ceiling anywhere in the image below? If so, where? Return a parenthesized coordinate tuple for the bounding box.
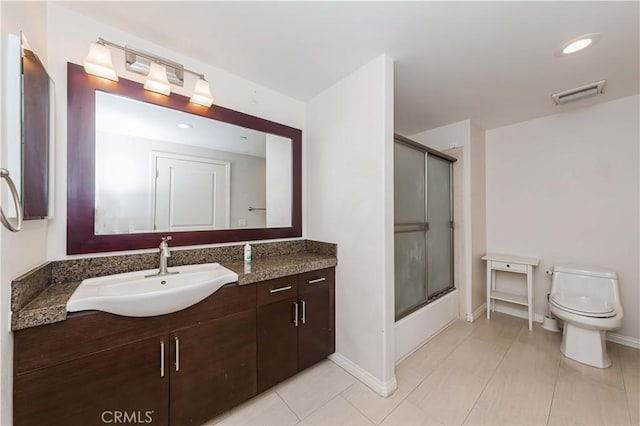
(59, 1, 639, 134)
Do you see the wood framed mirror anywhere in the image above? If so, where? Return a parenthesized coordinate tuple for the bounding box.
(67, 62, 302, 254)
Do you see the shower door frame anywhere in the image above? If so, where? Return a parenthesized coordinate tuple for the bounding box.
(394, 134, 456, 321)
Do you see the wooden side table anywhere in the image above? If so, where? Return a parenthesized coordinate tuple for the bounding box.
(482, 253, 540, 331)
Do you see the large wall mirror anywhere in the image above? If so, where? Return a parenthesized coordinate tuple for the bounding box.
(67, 63, 301, 254)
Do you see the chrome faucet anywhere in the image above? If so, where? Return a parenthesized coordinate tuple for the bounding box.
(146, 236, 178, 277)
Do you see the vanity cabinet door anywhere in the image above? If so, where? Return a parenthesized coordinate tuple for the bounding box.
(13, 334, 169, 426)
(256, 276, 299, 392)
(169, 308, 257, 426)
(257, 297, 300, 392)
(298, 268, 335, 371)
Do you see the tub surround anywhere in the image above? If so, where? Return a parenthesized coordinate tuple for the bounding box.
(11, 239, 336, 331)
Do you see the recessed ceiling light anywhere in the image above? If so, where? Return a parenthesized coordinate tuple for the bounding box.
(177, 123, 192, 129)
(556, 33, 601, 57)
(563, 38, 592, 54)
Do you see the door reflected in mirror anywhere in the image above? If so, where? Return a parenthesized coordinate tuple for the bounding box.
(94, 92, 292, 235)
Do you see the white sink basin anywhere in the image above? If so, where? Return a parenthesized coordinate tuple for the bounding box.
(67, 263, 238, 317)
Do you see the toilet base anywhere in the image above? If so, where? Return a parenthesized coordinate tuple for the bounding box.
(560, 322, 611, 368)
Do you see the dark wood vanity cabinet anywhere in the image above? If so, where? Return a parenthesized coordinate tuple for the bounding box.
(257, 268, 335, 392)
(14, 334, 169, 425)
(256, 276, 300, 391)
(298, 269, 335, 371)
(169, 310, 256, 426)
(14, 267, 334, 425)
(13, 283, 256, 426)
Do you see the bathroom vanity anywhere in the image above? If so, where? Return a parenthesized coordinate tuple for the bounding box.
(12, 241, 336, 426)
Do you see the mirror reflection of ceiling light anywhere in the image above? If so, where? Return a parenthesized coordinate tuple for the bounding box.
(177, 123, 192, 129)
(83, 37, 214, 107)
(556, 33, 601, 56)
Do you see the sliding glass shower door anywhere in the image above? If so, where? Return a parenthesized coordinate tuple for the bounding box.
(394, 137, 454, 320)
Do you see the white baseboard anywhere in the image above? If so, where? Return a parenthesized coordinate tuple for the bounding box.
(607, 332, 640, 349)
(329, 352, 397, 397)
(466, 303, 487, 322)
(465, 302, 640, 350)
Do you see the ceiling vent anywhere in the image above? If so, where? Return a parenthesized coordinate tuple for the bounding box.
(552, 80, 606, 105)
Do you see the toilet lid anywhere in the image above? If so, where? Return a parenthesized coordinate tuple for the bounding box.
(551, 294, 615, 318)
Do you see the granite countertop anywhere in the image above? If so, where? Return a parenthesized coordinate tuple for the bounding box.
(12, 251, 336, 331)
(227, 251, 336, 285)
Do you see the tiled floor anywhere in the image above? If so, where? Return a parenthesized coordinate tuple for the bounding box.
(206, 313, 640, 425)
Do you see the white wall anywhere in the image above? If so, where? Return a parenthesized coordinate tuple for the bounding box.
(265, 134, 292, 227)
(45, 3, 306, 260)
(485, 95, 640, 341)
(0, 3, 50, 424)
(469, 122, 486, 314)
(444, 147, 467, 318)
(306, 54, 396, 395)
(411, 121, 470, 153)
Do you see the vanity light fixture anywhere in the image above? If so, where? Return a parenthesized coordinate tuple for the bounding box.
(190, 77, 214, 107)
(83, 42, 118, 82)
(144, 62, 171, 96)
(83, 38, 214, 106)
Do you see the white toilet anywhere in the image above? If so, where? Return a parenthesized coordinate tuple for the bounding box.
(549, 264, 623, 368)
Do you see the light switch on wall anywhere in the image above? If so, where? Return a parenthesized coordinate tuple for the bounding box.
(238, 218, 248, 227)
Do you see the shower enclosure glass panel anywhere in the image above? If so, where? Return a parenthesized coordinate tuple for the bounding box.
(394, 143, 428, 318)
(394, 137, 454, 320)
(394, 143, 425, 224)
(426, 155, 453, 297)
(394, 231, 427, 316)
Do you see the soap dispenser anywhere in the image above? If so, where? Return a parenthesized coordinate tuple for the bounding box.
(244, 243, 252, 263)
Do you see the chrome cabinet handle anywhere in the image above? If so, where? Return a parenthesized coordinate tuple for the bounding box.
(0, 168, 22, 232)
(174, 336, 180, 372)
(293, 302, 299, 327)
(307, 277, 326, 284)
(160, 340, 165, 377)
(301, 300, 306, 324)
(269, 285, 292, 294)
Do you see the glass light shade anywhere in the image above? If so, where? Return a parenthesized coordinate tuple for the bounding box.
(144, 63, 171, 95)
(83, 42, 118, 81)
(190, 78, 214, 107)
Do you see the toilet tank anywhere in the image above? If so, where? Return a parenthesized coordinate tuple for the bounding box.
(551, 264, 619, 304)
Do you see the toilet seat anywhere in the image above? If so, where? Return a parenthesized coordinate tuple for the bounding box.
(551, 294, 615, 318)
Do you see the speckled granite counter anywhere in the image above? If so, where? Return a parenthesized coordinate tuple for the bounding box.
(12, 282, 81, 331)
(11, 240, 336, 331)
(227, 251, 336, 285)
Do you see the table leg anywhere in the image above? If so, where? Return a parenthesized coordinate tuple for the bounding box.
(486, 264, 491, 320)
(527, 265, 533, 331)
(491, 270, 496, 312)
